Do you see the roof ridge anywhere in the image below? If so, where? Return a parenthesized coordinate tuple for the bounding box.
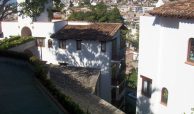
(149, 0, 194, 19)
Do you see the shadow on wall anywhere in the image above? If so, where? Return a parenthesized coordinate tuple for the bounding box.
(152, 16, 179, 29)
(53, 38, 110, 72)
(136, 96, 153, 114)
(136, 88, 158, 114)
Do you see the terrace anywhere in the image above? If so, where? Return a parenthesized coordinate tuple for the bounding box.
(0, 57, 66, 114)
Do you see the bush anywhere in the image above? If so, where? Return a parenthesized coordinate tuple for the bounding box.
(127, 68, 138, 90)
(0, 36, 34, 49)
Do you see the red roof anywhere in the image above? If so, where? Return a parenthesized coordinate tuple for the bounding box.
(149, 0, 194, 19)
(51, 23, 123, 41)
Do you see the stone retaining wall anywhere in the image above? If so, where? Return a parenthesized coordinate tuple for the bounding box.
(50, 65, 125, 114)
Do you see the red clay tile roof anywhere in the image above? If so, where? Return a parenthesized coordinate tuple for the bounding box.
(149, 0, 194, 19)
(51, 23, 123, 41)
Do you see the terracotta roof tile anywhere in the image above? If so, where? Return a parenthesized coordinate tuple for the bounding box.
(51, 23, 122, 41)
(149, 0, 194, 19)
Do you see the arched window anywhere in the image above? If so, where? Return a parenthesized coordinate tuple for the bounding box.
(48, 39, 52, 48)
(187, 38, 194, 63)
(21, 27, 32, 36)
(161, 87, 168, 106)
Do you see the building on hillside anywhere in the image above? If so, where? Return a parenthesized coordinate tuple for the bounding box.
(0, 0, 126, 107)
(137, 0, 194, 114)
(49, 22, 126, 105)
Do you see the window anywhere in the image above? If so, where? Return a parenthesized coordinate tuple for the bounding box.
(101, 41, 106, 52)
(36, 37, 45, 47)
(48, 39, 52, 48)
(76, 40, 81, 50)
(59, 40, 66, 49)
(141, 75, 152, 98)
(187, 38, 194, 62)
(161, 87, 168, 106)
(0, 32, 3, 38)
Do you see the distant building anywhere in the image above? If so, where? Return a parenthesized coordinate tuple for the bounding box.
(137, 0, 194, 113)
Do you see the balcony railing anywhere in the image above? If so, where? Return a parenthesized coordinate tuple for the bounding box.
(111, 77, 124, 86)
(119, 81, 125, 94)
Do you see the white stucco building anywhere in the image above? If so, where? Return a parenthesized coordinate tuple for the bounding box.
(0, 0, 126, 104)
(137, 0, 194, 114)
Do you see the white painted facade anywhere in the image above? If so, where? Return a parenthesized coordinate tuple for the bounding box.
(0, 0, 123, 103)
(41, 31, 121, 102)
(137, 15, 194, 114)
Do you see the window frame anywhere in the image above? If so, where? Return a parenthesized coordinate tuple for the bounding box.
(76, 40, 82, 50)
(101, 41, 106, 52)
(36, 37, 45, 47)
(48, 39, 53, 48)
(141, 75, 152, 98)
(59, 40, 66, 49)
(161, 87, 168, 106)
(186, 38, 194, 65)
(0, 32, 3, 38)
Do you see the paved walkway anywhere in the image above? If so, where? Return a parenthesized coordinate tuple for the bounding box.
(0, 58, 65, 114)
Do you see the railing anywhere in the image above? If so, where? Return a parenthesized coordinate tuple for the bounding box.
(119, 81, 125, 94)
(111, 77, 124, 86)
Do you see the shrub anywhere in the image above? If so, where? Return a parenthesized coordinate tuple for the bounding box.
(127, 68, 138, 90)
(0, 36, 34, 49)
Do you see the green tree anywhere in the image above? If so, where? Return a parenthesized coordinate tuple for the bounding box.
(127, 68, 138, 90)
(107, 7, 123, 23)
(83, 0, 91, 6)
(53, 0, 64, 11)
(0, 0, 17, 21)
(68, 2, 123, 23)
(19, 0, 48, 21)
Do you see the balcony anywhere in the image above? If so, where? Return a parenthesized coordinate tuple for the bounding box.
(111, 76, 124, 86)
(111, 82, 125, 108)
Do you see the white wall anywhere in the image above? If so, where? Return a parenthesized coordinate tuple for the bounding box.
(40, 39, 112, 102)
(137, 15, 194, 114)
(1, 22, 19, 37)
(1, 20, 67, 38)
(137, 16, 162, 114)
(0, 22, 2, 33)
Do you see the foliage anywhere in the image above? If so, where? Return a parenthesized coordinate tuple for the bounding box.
(53, 0, 65, 11)
(83, 0, 91, 6)
(126, 68, 138, 90)
(19, 0, 48, 21)
(0, 0, 17, 21)
(130, 36, 139, 51)
(120, 29, 128, 49)
(127, 24, 139, 51)
(68, 3, 123, 23)
(29, 57, 89, 114)
(0, 36, 34, 49)
(184, 108, 194, 114)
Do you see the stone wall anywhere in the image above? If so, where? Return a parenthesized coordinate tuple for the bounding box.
(49, 65, 125, 114)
